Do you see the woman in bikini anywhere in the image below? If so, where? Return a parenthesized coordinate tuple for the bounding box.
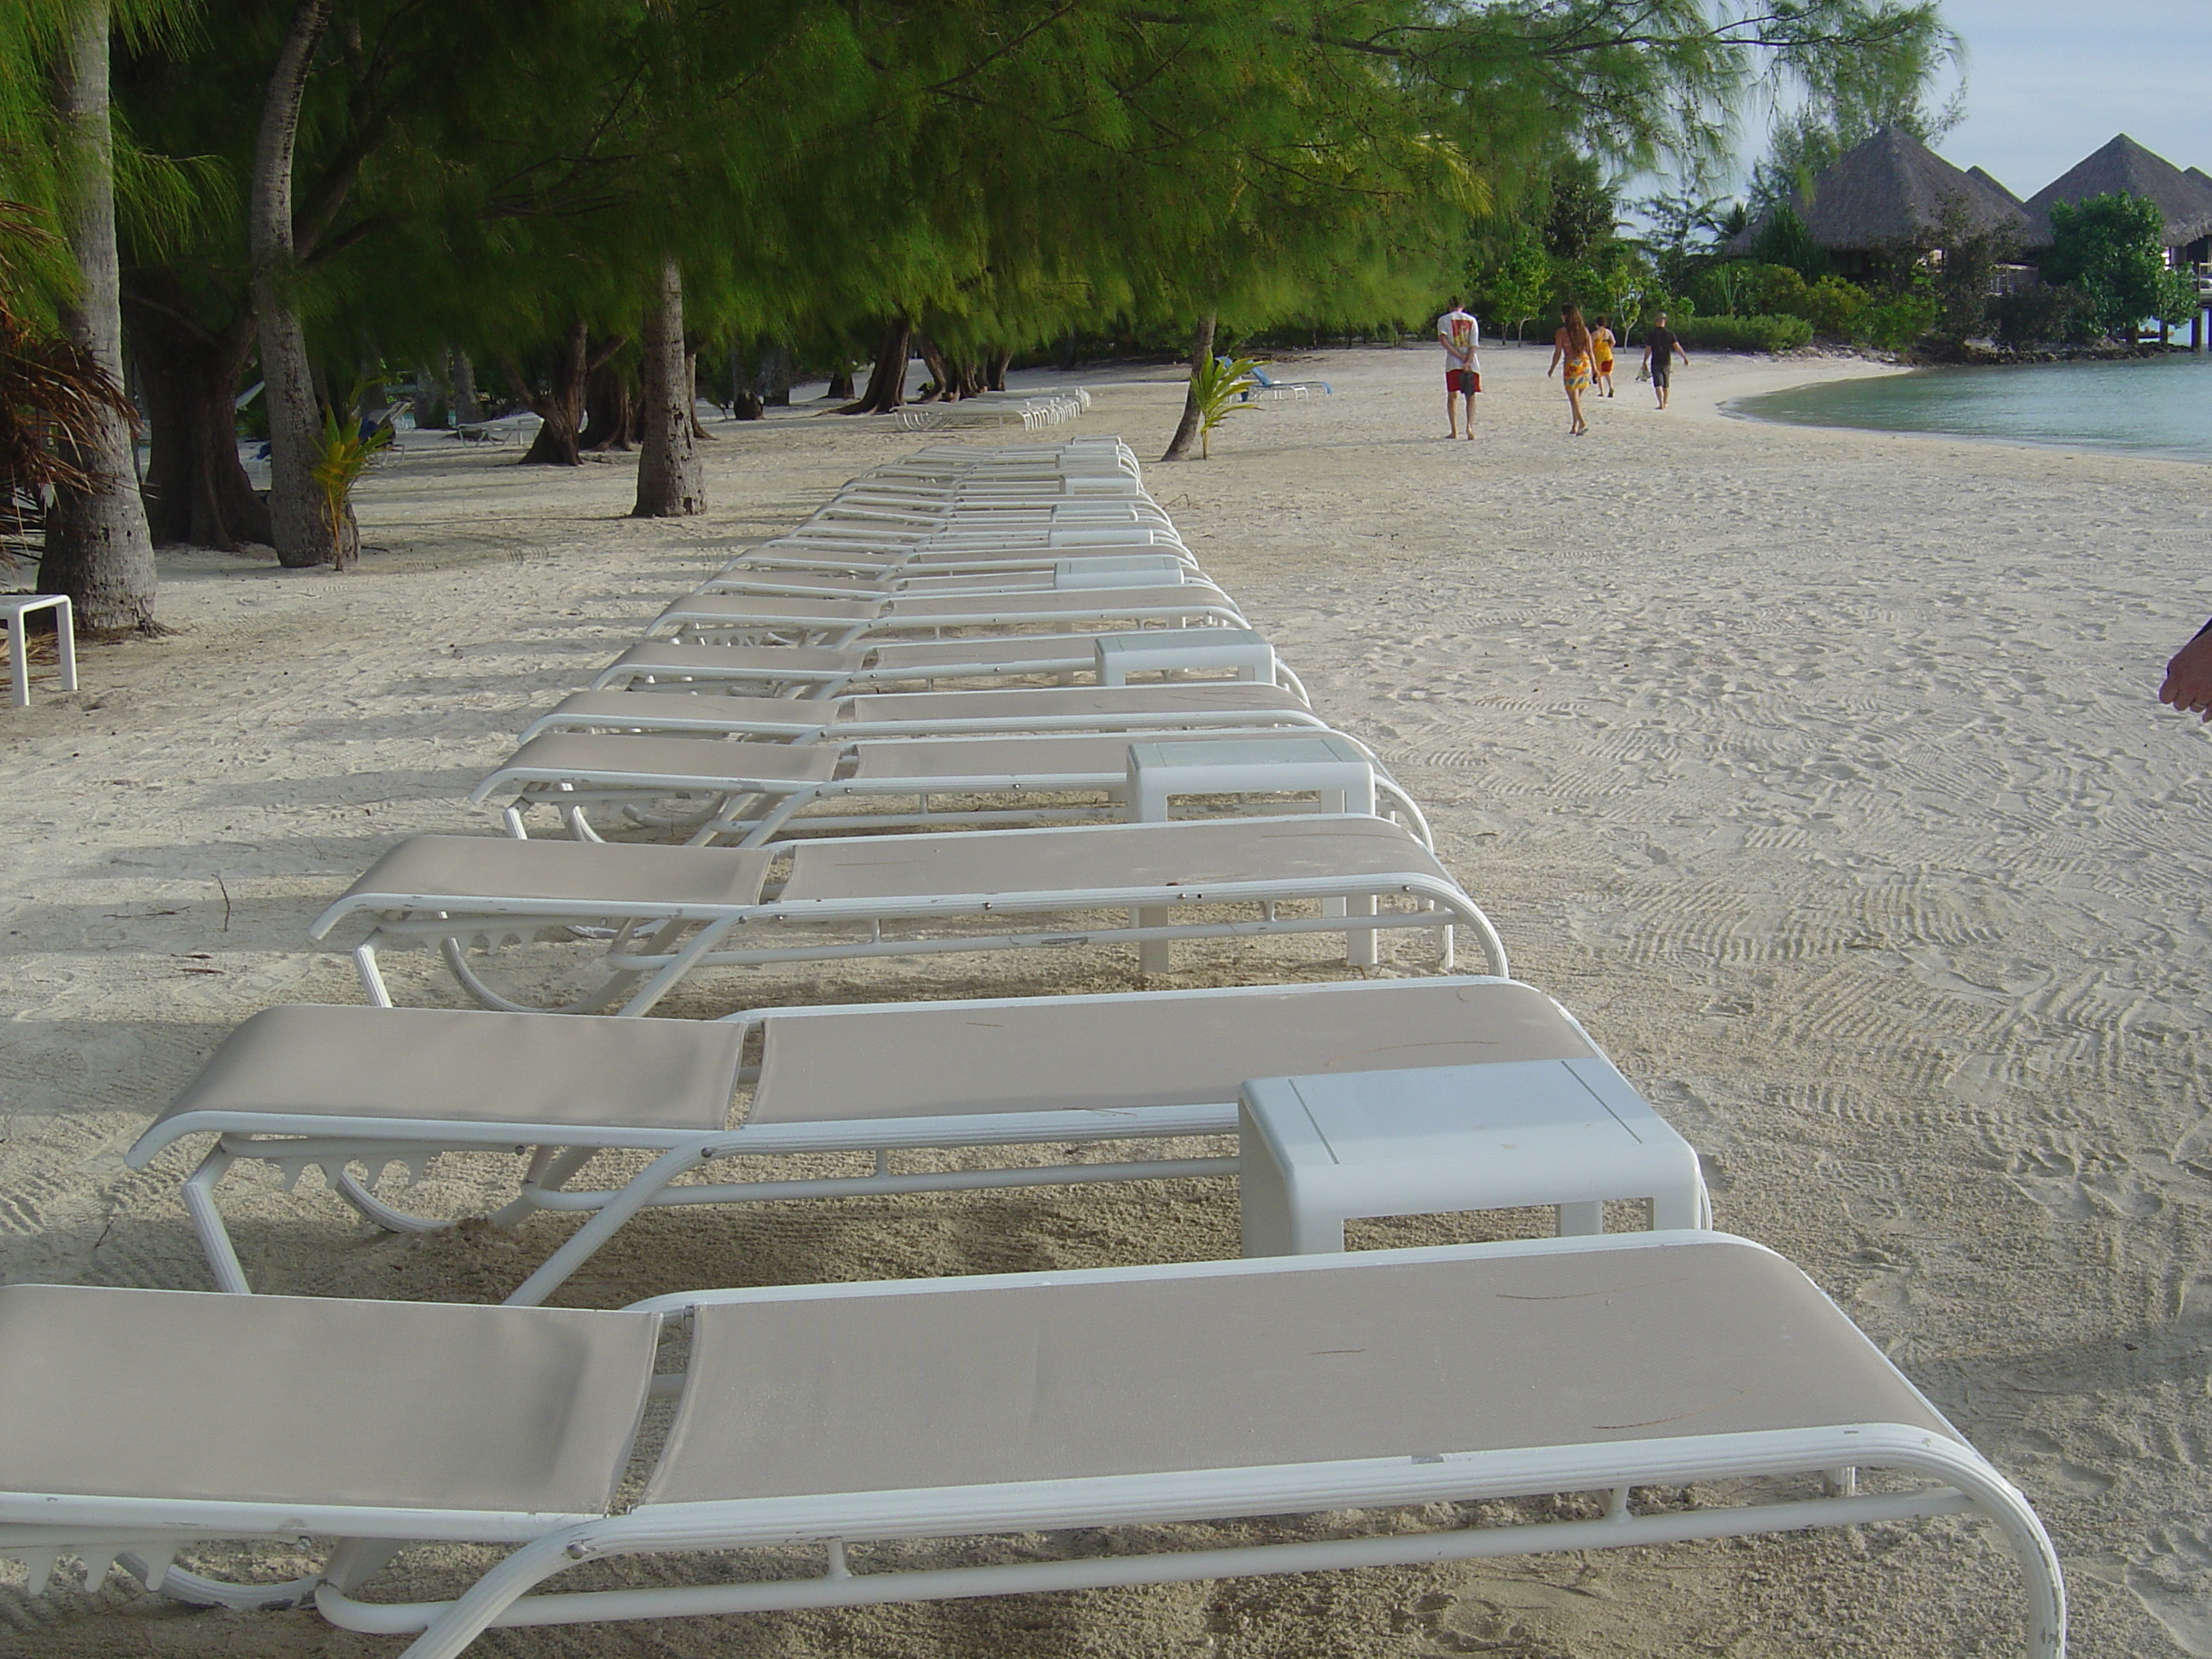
(1545, 303, 1595, 436)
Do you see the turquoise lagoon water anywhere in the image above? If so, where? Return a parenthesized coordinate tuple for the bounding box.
(1731, 352, 2212, 463)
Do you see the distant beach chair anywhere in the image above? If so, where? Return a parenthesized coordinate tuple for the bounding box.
(1220, 359, 1334, 402)
(645, 585, 1247, 648)
(511, 680, 1324, 744)
(470, 726, 1424, 848)
(133, 975, 1580, 1301)
(308, 815, 1503, 1014)
(589, 629, 1308, 703)
(0, 1237, 2063, 1657)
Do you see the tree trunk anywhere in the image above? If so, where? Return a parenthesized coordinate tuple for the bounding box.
(985, 347, 1012, 392)
(757, 341, 791, 406)
(125, 287, 269, 549)
(685, 348, 713, 438)
(826, 362, 855, 400)
(632, 257, 705, 518)
(914, 332, 953, 402)
(249, 0, 335, 568)
(839, 317, 911, 413)
(41, 1, 160, 631)
(579, 358, 635, 451)
(504, 322, 597, 465)
(410, 360, 442, 428)
(1161, 311, 1217, 463)
(448, 346, 477, 425)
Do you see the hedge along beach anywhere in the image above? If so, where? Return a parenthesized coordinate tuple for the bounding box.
(6, 341, 2211, 1656)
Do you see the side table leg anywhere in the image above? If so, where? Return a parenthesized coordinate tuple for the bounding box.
(54, 598, 76, 693)
(8, 613, 25, 707)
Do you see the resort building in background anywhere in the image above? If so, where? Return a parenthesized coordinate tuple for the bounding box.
(1735, 127, 2212, 347)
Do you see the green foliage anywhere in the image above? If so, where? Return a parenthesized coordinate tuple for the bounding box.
(1542, 156, 1617, 260)
(311, 391, 393, 569)
(1464, 218, 1551, 338)
(1190, 356, 1259, 459)
(1802, 275, 1871, 336)
(1854, 294, 1938, 350)
(2043, 194, 2198, 337)
(1667, 313, 1813, 352)
(1988, 285, 2100, 349)
(1746, 206, 1831, 278)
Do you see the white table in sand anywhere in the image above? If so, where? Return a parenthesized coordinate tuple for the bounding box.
(1238, 1061, 1709, 1256)
(1093, 626, 1275, 685)
(3, 593, 76, 709)
(1125, 731, 1377, 970)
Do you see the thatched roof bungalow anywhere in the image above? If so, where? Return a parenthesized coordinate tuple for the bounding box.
(1966, 166, 2022, 207)
(2022, 134, 2212, 257)
(1726, 128, 2030, 277)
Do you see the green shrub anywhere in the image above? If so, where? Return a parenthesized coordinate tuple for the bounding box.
(1801, 276, 1871, 338)
(1988, 284, 2099, 348)
(1667, 313, 1813, 352)
(1852, 295, 1938, 352)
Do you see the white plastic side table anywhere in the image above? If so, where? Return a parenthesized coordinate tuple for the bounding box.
(1051, 555, 1185, 590)
(1094, 627, 1275, 686)
(1239, 1060, 1709, 1256)
(3, 594, 76, 709)
(1126, 734, 1380, 971)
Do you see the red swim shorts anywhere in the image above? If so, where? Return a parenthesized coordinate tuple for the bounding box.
(1447, 369, 1480, 394)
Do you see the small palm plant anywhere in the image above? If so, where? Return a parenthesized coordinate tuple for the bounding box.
(311, 387, 394, 570)
(1190, 354, 1261, 458)
(0, 203, 133, 565)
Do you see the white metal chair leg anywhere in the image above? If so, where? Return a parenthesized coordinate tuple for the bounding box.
(498, 1145, 708, 1306)
(181, 1148, 253, 1294)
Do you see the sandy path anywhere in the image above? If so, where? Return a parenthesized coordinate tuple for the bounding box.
(5, 341, 2212, 1656)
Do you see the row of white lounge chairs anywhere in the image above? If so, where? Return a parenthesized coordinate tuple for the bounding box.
(3, 436, 2064, 1656)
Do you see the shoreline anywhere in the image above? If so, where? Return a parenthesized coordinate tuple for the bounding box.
(7, 343, 2212, 1657)
(1723, 349, 2212, 467)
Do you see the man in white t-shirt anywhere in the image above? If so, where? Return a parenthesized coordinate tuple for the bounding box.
(1437, 301, 1480, 439)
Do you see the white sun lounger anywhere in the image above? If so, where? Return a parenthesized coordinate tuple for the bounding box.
(131, 976, 1595, 1303)
(694, 552, 1199, 601)
(589, 630, 1306, 701)
(734, 539, 1194, 584)
(648, 587, 1246, 648)
(0, 1237, 2064, 1657)
(471, 729, 1426, 848)
(514, 682, 1325, 744)
(310, 816, 1504, 1014)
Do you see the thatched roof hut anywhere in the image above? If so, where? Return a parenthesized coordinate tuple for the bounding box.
(1966, 166, 2022, 207)
(2022, 135, 2212, 249)
(1726, 128, 2029, 270)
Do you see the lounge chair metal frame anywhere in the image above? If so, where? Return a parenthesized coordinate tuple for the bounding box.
(474, 727, 1429, 849)
(132, 975, 1573, 1305)
(311, 816, 1505, 1016)
(0, 1236, 2065, 1659)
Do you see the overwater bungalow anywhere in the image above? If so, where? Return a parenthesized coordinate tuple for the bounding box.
(1726, 127, 2030, 280)
(2022, 134, 2212, 265)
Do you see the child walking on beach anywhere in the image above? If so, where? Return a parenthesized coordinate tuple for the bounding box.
(1437, 300, 1480, 439)
(1546, 304, 1595, 436)
(1592, 317, 1616, 397)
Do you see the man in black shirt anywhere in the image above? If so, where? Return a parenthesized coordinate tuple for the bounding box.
(1641, 313, 1690, 410)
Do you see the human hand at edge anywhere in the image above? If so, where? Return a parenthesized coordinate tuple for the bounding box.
(2158, 626, 2212, 720)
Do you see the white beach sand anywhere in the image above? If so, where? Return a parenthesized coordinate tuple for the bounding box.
(5, 340, 2212, 1656)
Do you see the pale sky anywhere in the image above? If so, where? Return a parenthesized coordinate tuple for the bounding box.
(1919, 0, 2209, 197)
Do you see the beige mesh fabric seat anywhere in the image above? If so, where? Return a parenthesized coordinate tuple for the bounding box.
(472, 726, 1413, 849)
(514, 680, 1324, 744)
(0, 1237, 2064, 1658)
(648, 585, 1244, 647)
(310, 817, 1505, 1016)
(588, 631, 1307, 701)
(131, 977, 1576, 1306)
